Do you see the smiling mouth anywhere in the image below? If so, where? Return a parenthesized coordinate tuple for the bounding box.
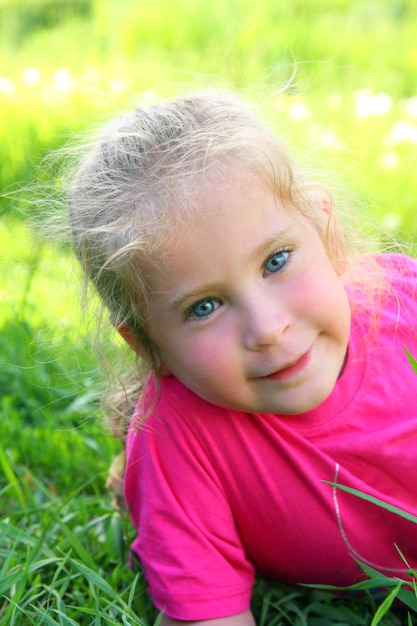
(259, 347, 313, 381)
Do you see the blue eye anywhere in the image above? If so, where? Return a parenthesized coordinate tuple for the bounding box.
(265, 250, 289, 274)
(190, 298, 219, 318)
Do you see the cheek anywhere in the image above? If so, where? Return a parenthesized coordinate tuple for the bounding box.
(193, 335, 240, 388)
(291, 269, 329, 308)
(191, 332, 233, 369)
(163, 329, 232, 374)
(293, 266, 348, 321)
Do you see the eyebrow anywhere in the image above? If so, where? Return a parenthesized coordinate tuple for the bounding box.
(169, 227, 294, 310)
(247, 228, 293, 262)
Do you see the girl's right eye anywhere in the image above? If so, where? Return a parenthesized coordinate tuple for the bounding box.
(187, 298, 220, 319)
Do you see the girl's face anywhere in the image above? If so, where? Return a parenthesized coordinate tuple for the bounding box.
(142, 177, 351, 415)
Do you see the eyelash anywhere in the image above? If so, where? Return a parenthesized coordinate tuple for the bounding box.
(185, 298, 221, 321)
(184, 247, 293, 321)
(263, 247, 292, 275)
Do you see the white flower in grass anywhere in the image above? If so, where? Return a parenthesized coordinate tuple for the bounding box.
(373, 93, 392, 115)
(381, 212, 402, 232)
(319, 130, 338, 148)
(0, 76, 16, 96)
(53, 68, 72, 92)
(405, 96, 417, 119)
(141, 89, 158, 105)
(380, 151, 399, 169)
(289, 102, 308, 120)
(390, 120, 417, 144)
(355, 91, 392, 117)
(22, 66, 41, 86)
(110, 79, 126, 95)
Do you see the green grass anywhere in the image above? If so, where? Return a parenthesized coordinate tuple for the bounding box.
(2, 0, 417, 623)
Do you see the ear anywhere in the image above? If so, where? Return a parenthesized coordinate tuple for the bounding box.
(312, 192, 346, 276)
(311, 191, 331, 216)
(117, 324, 145, 356)
(116, 324, 173, 377)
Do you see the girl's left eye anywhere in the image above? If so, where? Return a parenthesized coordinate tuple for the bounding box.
(264, 249, 290, 274)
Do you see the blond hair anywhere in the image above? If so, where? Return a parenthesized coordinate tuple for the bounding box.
(67, 90, 356, 439)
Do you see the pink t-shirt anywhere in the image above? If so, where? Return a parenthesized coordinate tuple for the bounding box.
(124, 254, 417, 620)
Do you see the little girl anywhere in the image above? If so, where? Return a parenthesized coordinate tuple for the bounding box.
(67, 91, 417, 625)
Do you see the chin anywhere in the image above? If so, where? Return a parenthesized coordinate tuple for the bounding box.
(278, 388, 335, 416)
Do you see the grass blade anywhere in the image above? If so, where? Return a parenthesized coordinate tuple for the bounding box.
(323, 481, 417, 524)
(370, 582, 402, 625)
(405, 347, 417, 375)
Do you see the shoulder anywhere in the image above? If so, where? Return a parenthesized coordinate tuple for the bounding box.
(150, 375, 229, 428)
(125, 377, 233, 510)
(352, 252, 417, 311)
(376, 253, 417, 310)
(359, 253, 417, 348)
(127, 375, 235, 454)
(375, 252, 417, 277)
(347, 253, 417, 353)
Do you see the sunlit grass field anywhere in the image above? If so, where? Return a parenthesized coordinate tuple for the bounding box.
(1, 0, 417, 623)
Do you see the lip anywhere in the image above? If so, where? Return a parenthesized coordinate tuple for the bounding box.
(259, 346, 313, 382)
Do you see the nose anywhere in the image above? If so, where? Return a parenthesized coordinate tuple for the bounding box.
(241, 295, 291, 351)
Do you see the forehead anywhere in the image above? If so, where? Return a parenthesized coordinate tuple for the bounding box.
(157, 176, 279, 255)
(146, 176, 315, 288)
(177, 173, 313, 242)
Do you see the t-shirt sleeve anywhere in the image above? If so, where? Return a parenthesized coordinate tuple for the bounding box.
(124, 392, 255, 621)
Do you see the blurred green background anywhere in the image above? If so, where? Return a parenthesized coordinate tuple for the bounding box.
(1, 0, 417, 623)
